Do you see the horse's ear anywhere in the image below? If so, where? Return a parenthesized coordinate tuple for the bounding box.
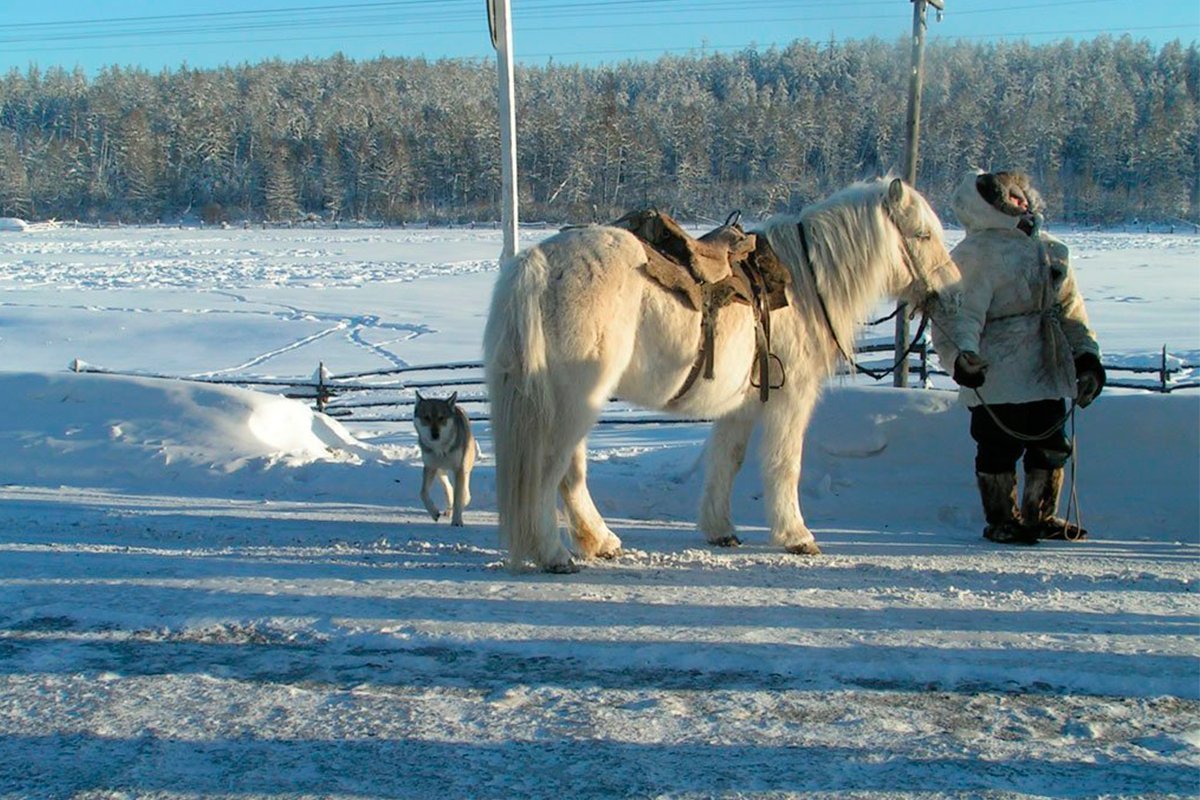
(887, 177, 906, 206)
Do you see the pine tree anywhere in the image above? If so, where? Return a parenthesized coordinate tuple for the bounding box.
(0, 135, 31, 218)
(264, 144, 299, 221)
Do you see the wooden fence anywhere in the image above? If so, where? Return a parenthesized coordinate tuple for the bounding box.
(71, 337, 1198, 428)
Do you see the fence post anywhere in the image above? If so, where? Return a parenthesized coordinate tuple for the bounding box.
(317, 361, 327, 412)
(919, 335, 929, 386)
(1160, 345, 1168, 393)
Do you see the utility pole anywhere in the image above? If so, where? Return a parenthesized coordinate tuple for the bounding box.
(893, 0, 943, 387)
(488, 0, 519, 260)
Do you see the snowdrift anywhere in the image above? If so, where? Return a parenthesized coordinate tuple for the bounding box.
(0, 372, 387, 492)
(0, 370, 1195, 544)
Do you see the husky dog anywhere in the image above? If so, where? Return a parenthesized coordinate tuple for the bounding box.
(412, 391, 476, 526)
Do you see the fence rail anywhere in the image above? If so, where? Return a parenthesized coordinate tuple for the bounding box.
(69, 337, 1198, 428)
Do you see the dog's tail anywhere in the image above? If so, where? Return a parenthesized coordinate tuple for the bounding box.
(483, 244, 557, 571)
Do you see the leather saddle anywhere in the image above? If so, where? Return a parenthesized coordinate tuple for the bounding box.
(607, 208, 792, 403)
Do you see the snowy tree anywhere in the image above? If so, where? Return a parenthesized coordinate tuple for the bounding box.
(0, 40, 1193, 223)
(0, 134, 31, 217)
(263, 143, 299, 221)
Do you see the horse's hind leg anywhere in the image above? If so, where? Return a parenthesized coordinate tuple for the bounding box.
(529, 403, 606, 572)
(699, 402, 759, 547)
(560, 441, 622, 559)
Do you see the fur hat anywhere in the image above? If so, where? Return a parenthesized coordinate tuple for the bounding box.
(952, 169, 1044, 235)
(975, 170, 1044, 218)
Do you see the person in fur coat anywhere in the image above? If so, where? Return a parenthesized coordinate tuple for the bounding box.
(933, 169, 1105, 545)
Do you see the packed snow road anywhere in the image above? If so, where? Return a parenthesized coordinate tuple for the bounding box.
(0, 471, 1195, 799)
(0, 226, 1195, 798)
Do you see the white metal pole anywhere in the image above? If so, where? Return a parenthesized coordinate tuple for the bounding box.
(491, 0, 519, 260)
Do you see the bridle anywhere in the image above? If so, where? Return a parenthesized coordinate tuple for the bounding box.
(797, 195, 949, 381)
(883, 199, 951, 304)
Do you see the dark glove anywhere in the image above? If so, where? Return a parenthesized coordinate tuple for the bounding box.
(953, 351, 988, 389)
(1075, 353, 1106, 408)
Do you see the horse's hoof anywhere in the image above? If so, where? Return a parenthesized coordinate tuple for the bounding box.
(544, 559, 580, 574)
(710, 535, 742, 548)
(785, 541, 822, 556)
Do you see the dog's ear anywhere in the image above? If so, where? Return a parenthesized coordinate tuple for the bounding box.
(415, 390, 425, 402)
(448, 391, 458, 405)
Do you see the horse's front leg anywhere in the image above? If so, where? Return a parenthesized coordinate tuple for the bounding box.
(759, 389, 821, 555)
(560, 441, 623, 559)
(698, 402, 759, 547)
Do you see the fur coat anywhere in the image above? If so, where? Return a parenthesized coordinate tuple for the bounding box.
(932, 170, 1101, 408)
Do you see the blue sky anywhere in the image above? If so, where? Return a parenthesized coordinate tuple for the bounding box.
(1, 0, 1196, 76)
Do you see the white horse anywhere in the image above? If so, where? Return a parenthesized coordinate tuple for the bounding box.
(483, 177, 959, 572)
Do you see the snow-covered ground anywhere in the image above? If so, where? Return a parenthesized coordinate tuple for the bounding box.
(0, 224, 1196, 798)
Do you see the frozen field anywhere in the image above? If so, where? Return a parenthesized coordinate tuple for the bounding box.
(0, 224, 1197, 798)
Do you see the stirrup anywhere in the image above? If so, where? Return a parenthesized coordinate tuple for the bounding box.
(983, 521, 1039, 546)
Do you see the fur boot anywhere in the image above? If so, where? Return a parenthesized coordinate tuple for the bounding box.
(1022, 468, 1088, 541)
(977, 472, 1037, 545)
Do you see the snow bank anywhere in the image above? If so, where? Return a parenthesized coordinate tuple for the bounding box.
(0, 217, 28, 232)
(0, 372, 384, 491)
(801, 385, 1200, 543)
(2, 369, 1194, 547)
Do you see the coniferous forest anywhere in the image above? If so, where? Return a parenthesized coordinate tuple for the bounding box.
(0, 36, 1196, 226)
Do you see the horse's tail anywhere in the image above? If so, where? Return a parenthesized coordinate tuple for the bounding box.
(483, 244, 556, 571)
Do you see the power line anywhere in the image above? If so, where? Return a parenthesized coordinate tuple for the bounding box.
(1, 1, 1191, 64)
(7, 24, 1193, 62)
(930, 23, 1196, 41)
(2, 0, 1162, 43)
(0, 1, 465, 31)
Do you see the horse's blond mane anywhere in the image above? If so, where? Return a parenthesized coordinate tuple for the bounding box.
(755, 179, 904, 367)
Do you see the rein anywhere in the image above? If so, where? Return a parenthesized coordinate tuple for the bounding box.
(921, 280, 1087, 540)
(796, 218, 935, 382)
(972, 390, 1078, 441)
(921, 302, 1081, 443)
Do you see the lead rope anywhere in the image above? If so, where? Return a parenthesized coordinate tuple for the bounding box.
(971, 389, 1077, 442)
(927, 302, 1089, 541)
(1063, 412, 1086, 541)
(969, 376, 1087, 541)
(797, 220, 932, 381)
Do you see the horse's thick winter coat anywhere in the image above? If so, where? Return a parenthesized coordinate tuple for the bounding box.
(484, 178, 961, 572)
(933, 170, 1102, 408)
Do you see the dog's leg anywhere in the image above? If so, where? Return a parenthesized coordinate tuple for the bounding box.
(420, 466, 443, 521)
(458, 463, 471, 510)
(450, 466, 469, 527)
(560, 441, 622, 559)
